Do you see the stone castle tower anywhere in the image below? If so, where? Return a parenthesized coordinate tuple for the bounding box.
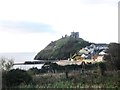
(70, 32, 79, 38)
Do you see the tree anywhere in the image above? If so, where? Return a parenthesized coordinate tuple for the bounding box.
(98, 62, 106, 76)
(0, 57, 14, 71)
(104, 43, 120, 70)
(3, 69, 32, 87)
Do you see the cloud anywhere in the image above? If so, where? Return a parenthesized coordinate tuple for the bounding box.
(0, 21, 55, 33)
(0, 0, 118, 52)
(0, 32, 59, 52)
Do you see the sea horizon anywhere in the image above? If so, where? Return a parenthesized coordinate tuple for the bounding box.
(0, 52, 44, 70)
(0, 52, 38, 63)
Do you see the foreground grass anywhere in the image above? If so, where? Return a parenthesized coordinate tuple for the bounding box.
(18, 70, 120, 89)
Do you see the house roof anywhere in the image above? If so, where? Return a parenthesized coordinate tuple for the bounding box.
(81, 54, 88, 58)
(79, 48, 89, 54)
(99, 51, 106, 55)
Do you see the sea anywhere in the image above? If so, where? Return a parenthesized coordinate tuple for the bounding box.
(0, 52, 44, 70)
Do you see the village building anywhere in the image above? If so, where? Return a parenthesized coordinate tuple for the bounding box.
(69, 43, 108, 64)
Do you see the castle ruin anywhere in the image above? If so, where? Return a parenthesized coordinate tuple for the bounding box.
(70, 32, 79, 38)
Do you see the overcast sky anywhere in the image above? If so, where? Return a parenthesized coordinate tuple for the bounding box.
(0, 0, 119, 53)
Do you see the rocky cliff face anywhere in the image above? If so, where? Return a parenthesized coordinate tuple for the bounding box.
(34, 37, 90, 60)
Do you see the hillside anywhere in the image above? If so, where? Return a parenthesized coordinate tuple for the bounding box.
(34, 36, 90, 60)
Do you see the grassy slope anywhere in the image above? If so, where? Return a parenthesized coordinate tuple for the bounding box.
(34, 37, 90, 60)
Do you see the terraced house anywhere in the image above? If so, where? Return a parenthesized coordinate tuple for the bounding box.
(70, 44, 108, 63)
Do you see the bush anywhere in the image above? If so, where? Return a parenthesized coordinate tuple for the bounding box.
(98, 62, 106, 76)
(27, 67, 40, 75)
(3, 69, 32, 87)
